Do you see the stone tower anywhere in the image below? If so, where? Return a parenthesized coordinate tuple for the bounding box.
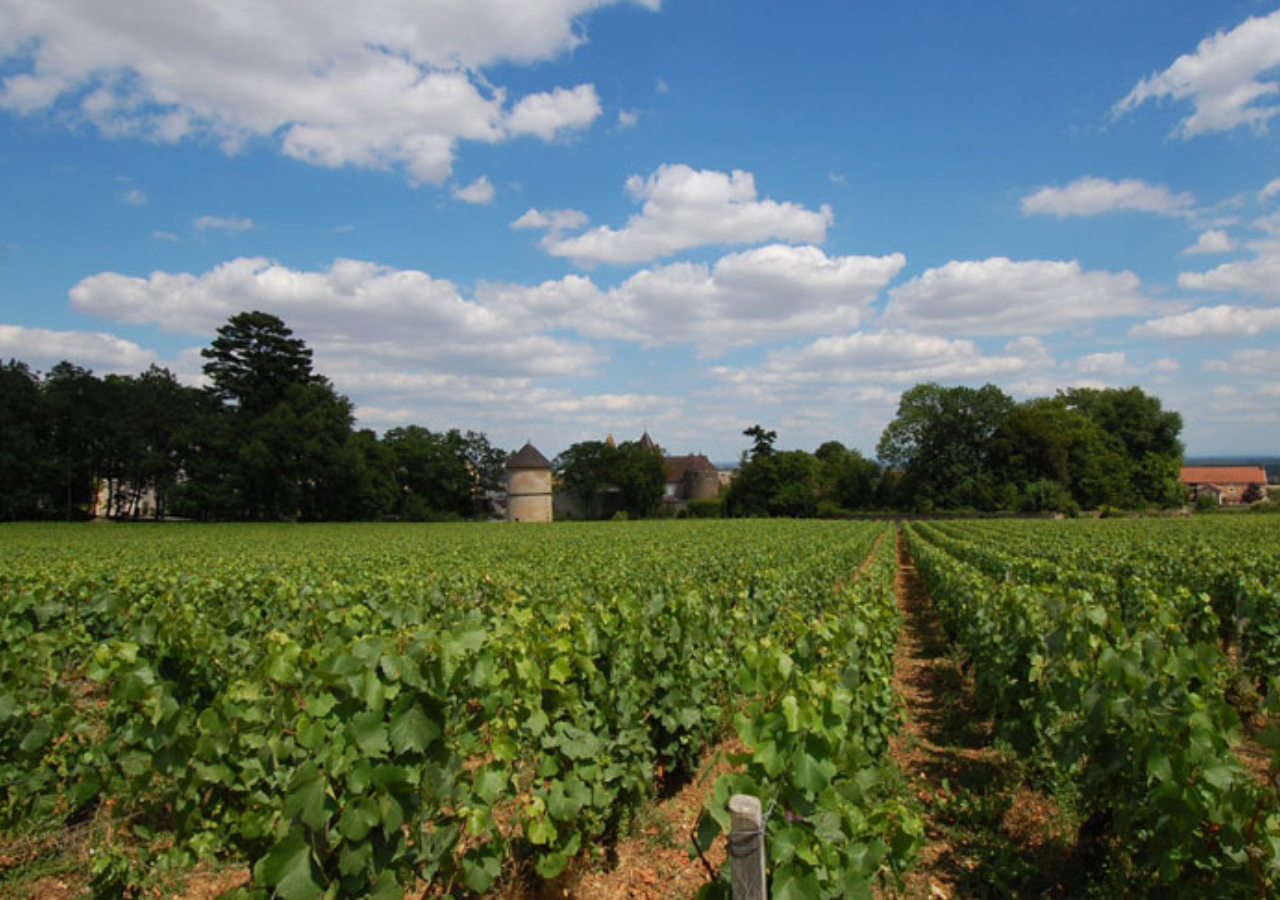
(683, 456, 722, 501)
(506, 442, 553, 522)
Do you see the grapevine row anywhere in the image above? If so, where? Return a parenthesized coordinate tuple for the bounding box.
(0, 520, 906, 897)
(905, 520, 1280, 895)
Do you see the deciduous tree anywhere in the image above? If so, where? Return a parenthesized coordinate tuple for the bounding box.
(877, 383, 1014, 510)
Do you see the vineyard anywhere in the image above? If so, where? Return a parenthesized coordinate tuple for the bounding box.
(1, 518, 1279, 898)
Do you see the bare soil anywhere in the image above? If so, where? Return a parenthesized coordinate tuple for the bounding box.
(561, 742, 738, 900)
(887, 531, 1071, 899)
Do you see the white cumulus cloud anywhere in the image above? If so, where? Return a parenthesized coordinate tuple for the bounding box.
(1132, 304, 1280, 339)
(1205, 347, 1278, 373)
(68, 256, 602, 379)
(883, 257, 1154, 336)
(1179, 242, 1280, 301)
(0, 0, 643, 183)
(1114, 9, 1280, 137)
(530, 164, 834, 266)
(708, 332, 1052, 403)
(1021, 176, 1194, 217)
(453, 175, 495, 205)
(505, 84, 601, 141)
(488, 244, 905, 354)
(1183, 229, 1235, 255)
(511, 207, 588, 233)
(0, 324, 157, 373)
(1075, 351, 1128, 375)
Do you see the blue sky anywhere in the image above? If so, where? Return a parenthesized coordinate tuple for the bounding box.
(3, 1, 1280, 460)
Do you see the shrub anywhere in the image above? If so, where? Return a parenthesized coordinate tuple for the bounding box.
(1019, 479, 1071, 514)
(815, 499, 851, 519)
(1195, 492, 1220, 512)
(687, 499, 723, 519)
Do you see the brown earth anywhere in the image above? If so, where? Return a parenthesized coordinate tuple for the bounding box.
(888, 530, 1070, 899)
(3, 742, 738, 900)
(559, 742, 738, 900)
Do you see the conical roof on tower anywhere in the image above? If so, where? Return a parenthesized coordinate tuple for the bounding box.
(638, 431, 657, 450)
(507, 442, 552, 470)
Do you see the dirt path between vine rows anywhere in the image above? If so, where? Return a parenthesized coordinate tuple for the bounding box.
(888, 530, 1070, 899)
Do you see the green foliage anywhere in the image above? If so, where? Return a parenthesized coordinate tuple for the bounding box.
(1060, 387, 1185, 508)
(988, 397, 1128, 510)
(200, 311, 319, 417)
(696, 531, 923, 897)
(235, 381, 359, 521)
(877, 383, 1015, 511)
(877, 384, 1186, 512)
(814, 441, 880, 512)
(0, 312, 505, 522)
(687, 498, 724, 518)
(0, 520, 902, 896)
(0, 360, 47, 520)
(1019, 478, 1071, 514)
(554, 439, 665, 519)
(726, 450, 819, 518)
(905, 518, 1280, 894)
(743, 425, 778, 457)
(383, 425, 501, 520)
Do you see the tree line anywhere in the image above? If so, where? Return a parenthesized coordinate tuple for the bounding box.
(540, 383, 1185, 521)
(0, 310, 1187, 521)
(726, 382, 1185, 517)
(0, 311, 506, 521)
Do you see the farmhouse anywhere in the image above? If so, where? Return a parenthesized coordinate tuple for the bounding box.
(1180, 466, 1269, 505)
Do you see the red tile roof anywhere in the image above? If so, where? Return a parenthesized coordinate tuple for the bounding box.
(1180, 466, 1267, 485)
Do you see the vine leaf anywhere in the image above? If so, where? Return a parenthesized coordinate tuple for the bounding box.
(254, 828, 322, 900)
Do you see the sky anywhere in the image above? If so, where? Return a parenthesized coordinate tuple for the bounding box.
(2, 1, 1280, 461)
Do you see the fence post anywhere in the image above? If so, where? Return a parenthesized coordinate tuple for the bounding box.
(728, 794, 766, 900)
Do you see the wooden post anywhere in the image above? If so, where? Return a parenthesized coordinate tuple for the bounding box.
(728, 794, 766, 900)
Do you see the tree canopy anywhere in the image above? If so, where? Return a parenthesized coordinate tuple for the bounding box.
(876, 383, 1186, 512)
(877, 383, 1015, 511)
(0, 312, 508, 522)
(554, 439, 666, 519)
(201, 310, 319, 417)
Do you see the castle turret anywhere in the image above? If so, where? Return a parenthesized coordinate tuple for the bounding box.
(682, 455, 721, 501)
(506, 442, 553, 522)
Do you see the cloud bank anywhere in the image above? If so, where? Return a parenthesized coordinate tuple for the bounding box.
(0, 0, 649, 183)
(883, 257, 1153, 336)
